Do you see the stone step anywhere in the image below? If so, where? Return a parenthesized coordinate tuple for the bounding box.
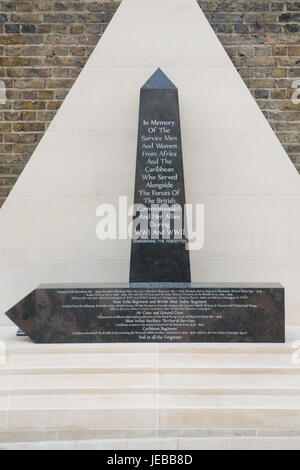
(159, 408, 300, 430)
(3, 356, 299, 370)
(1, 368, 300, 391)
(1, 436, 300, 450)
(0, 389, 300, 410)
(1, 388, 300, 410)
(159, 369, 300, 389)
(1, 408, 300, 431)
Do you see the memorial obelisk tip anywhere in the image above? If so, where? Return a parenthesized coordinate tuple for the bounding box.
(142, 68, 177, 90)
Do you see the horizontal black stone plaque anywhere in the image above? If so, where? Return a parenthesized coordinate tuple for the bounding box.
(5, 283, 285, 343)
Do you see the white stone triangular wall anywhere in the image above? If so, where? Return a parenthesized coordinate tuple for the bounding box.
(0, 0, 300, 326)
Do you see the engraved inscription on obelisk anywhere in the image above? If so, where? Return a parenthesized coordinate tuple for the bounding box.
(130, 69, 191, 283)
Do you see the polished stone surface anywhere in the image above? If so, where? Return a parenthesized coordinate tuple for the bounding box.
(130, 69, 191, 283)
(5, 283, 285, 343)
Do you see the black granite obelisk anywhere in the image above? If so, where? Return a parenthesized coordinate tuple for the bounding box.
(130, 69, 191, 283)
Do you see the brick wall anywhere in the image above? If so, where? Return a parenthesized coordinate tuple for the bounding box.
(0, 0, 300, 207)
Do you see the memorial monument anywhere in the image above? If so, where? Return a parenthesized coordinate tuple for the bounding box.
(5, 69, 285, 344)
(130, 68, 190, 283)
